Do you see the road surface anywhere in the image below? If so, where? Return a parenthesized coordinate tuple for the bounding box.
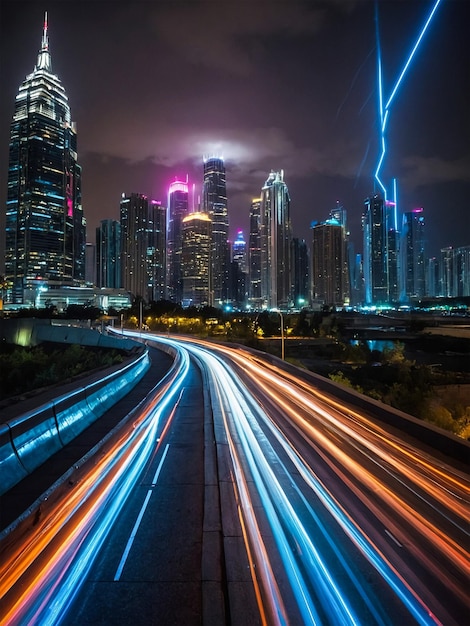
(0, 333, 468, 625)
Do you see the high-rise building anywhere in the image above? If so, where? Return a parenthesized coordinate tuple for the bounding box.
(259, 171, 292, 310)
(248, 198, 262, 308)
(167, 178, 189, 303)
(362, 194, 398, 306)
(228, 230, 248, 309)
(311, 219, 349, 307)
(4, 14, 85, 304)
(387, 227, 400, 302)
(427, 257, 439, 298)
(203, 157, 229, 306)
(439, 246, 454, 298)
(181, 213, 212, 307)
(434, 245, 470, 298)
(454, 245, 470, 297)
(148, 201, 167, 302)
(96, 219, 121, 289)
(402, 209, 426, 301)
(232, 230, 247, 274)
(120, 193, 155, 301)
(291, 238, 310, 308)
(85, 243, 96, 286)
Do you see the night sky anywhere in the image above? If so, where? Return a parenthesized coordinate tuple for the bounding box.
(1, 0, 469, 266)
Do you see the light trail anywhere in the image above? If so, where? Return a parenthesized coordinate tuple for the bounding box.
(1, 332, 468, 625)
(374, 0, 442, 200)
(0, 345, 190, 625)
(153, 335, 462, 624)
(152, 335, 468, 624)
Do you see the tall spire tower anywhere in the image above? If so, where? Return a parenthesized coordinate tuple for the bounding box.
(4, 14, 85, 304)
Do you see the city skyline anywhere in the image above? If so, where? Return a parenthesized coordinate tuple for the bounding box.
(1, 0, 469, 267)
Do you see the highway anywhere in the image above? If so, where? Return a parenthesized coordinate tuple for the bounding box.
(0, 332, 468, 625)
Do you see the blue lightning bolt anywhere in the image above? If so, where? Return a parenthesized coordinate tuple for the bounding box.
(374, 0, 443, 202)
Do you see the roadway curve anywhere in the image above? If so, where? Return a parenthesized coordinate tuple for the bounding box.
(0, 333, 468, 625)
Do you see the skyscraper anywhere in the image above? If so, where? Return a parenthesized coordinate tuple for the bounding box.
(291, 238, 310, 308)
(230, 230, 248, 308)
(434, 245, 470, 299)
(85, 243, 96, 286)
(167, 178, 189, 303)
(120, 193, 154, 301)
(181, 213, 212, 307)
(96, 219, 121, 289)
(148, 201, 167, 303)
(362, 194, 398, 306)
(232, 230, 247, 275)
(402, 209, 426, 301)
(5, 14, 85, 304)
(248, 198, 262, 308)
(203, 157, 229, 306)
(311, 219, 349, 307)
(259, 170, 292, 310)
(454, 246, 470, 297)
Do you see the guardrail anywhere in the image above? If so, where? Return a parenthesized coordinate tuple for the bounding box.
(0, 349, 150, 496)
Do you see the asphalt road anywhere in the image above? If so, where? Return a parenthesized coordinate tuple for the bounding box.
(1, 335, 468, 625)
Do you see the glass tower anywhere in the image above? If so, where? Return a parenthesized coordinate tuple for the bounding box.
(203, 157, 229, 306)
(167, 178, 189, 303)
(96, 219, 121, 289)
(362, 194, 398, 306)
(291, 237, 310, 308)
(5, 15, 85, 304)
(232, 230, 247, 275)
(148, 200, 167, 302)
(311, 219, 349, 307)
(120, 193, 151, 301)
(259, 170, 292, 310)
(181, 213, 212, 307)
(248, 197, 262, 307)
(402, 209, 426, 301)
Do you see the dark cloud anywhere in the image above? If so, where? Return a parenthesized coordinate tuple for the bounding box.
(401, 155, 470, 189)
(0, 0, 469, 264)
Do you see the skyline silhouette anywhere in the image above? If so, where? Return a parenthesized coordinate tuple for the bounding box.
(1, 0, 469, 265)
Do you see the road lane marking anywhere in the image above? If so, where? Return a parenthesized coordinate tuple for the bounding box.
(113, 443, 170, 581)
(151, 442, 170, 486)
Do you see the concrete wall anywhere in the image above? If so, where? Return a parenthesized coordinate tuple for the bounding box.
(0, 323, 151, 495)
(0, 318, 138, 351)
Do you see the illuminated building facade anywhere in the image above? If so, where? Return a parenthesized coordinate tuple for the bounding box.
(203, 157, 229, 306)
(148, 201, 167, 302)
(96, 219, 121, 289)
(232, 230, 247, 274)
(229, 230, 248, 309)
(291, 238, 310, 308)
(259, 171, 292, 310)
(248, 198, 262, 307)
(311, 219, 349, 307)
(435, 246, 470, 298)
(120, 192, 160, 302)
(181, 213, 212, 307)
(362, 194, 399, 306)
(454, 246, 470, 297)
(5, 15, 85, 304)
(402, 209, 426, 301)
(167, 178, 189, 303)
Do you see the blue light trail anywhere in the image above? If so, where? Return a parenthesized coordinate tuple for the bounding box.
(374, 0, 442, 201)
